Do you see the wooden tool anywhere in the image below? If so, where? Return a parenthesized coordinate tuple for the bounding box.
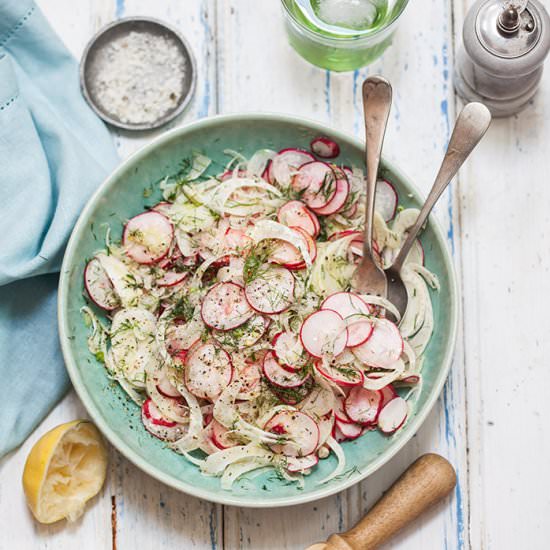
(306, 454, 456, 550)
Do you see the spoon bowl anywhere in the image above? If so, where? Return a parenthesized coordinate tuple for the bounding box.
(386, 102, 492, 320)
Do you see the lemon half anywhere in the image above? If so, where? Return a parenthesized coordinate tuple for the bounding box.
(22, 420, 108, 524)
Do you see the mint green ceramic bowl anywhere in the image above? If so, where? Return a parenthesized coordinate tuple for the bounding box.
(58, 113, 458, 507)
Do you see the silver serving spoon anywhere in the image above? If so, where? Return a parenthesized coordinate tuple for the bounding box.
(386, 102, 492, 320)
(351, 76, 393, 298)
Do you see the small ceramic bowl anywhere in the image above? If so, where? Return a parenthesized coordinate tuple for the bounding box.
(80, 17, 196, 131)
(58, 113, 458, 507)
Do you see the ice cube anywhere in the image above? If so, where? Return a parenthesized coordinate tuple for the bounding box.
(313, 0, 379, 31)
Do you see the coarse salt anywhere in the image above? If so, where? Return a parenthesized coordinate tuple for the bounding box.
(90, 30, 186, 125)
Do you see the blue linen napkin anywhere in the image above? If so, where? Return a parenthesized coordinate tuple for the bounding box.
(0, 0, 119, 455)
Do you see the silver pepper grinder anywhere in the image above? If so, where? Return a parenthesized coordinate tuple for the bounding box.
(454, 0, 550, 117)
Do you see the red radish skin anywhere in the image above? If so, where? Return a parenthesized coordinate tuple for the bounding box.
(399, 374, 421, 385)
(272, 331, 306, 372)
(220, 169, 247, 181)
(321, 291, 373, 348)
(156, 271, 188, 287)
(300, 309, 348, 359)
(375, 179, 398, 222)
(335, 419, 362, 439)
(310, 176, 349, 216)
(211, 419, 238, 449)
(270, 148, 315, 187)
(344, 386, 383, 426)
(263, 351, 309, 389)
(224, 227, 253, 251)
(380, 385, 398, 408)
(201, 282, 253, 331)
(270, 226, 317, 270)
(265, 410, 320, 457)
(156, 376, 181, 398)
(84, 258, 120, 311)
(141, 399, 186, 442)
(123, 211, 174, 264)
(332, 424, 348, 443)
(314, 360, 364, 387)
(291, 161, 337, 210)
(244, 265, 295, 314)
(184, 343, 233, 401)
(277, 200, 320, 238)
(310, 137, 340, 159)
(286, 454, 319, 473)
(334, 395, 353, 424)
(271, 382, 312, 406)
(378, 397, 408, 434)
(237, 362, 262, 395)
(352, 318, 404, 369)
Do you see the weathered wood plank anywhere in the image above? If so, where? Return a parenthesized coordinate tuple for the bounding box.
(455, 1, 550, 549)
(218, 1, 468, 548)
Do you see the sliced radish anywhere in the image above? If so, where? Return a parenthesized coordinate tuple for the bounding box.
(263, 351, 309, 388)
(272, 331, 307, 371)
(84, 257, 120, 311)
(270, 148, 315, 187)
(342, 201, 358, 218)
(344, 386, 382, 426)
(300, 310, 348, 358)
(201, 282, 253, 331)
(270, 226, 317, 270)
(212, 315, 268, 349)
(271, 380, 312, 406)
(265, 410, 320, 457)
(156, 375, 181, 398)
(245, 265, 295, 314)
(332, 423, 347, 443)
(398, 374, 421, 385)
(310, 176, 349, 216)
(376, 179, 398, 222)
(335, 419, 362, 439)
(310, 136, 340, 159)
(123, 211, 173, 264)
(224, 227, 253, 252)
(277, 200, 320, 238)
(352, 318, 404, 368)
(184, 342, 233, 400)
(211, 419, 238, 449)
(141, 399, 186, 442)
(378, 397, 408, 434)
(237, 361, 262, 396)
(380, 385, 398, 408)
(156, 270, 188, 287)
(166, 321, 200, 356)
(315, 360, 364, 387)
(291, 161, 337, 209)
(220, 169, 247, 181)
(334, 395, 352, 424)
(321, 291, 373, 347)
(286, 454, 319, 473)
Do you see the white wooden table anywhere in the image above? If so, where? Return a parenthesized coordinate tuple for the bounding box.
(2, 1, 549, 548)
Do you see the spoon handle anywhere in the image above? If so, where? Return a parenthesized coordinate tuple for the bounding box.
(392, 102, 491, 273)
(362, 77, 392, 259)
(306, 454, 456, 550)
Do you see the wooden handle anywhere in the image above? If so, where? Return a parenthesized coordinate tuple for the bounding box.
(307, 454, 456, 550)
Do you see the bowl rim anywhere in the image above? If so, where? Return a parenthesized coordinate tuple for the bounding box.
(58, 112, 459, 508)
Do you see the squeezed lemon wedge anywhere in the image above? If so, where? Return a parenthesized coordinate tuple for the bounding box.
(22, 420, 108, 524)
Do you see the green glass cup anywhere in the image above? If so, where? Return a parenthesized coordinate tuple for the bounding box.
(281, 0, 410, 72)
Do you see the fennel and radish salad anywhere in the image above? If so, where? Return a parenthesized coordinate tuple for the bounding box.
(82, 137, 439, 489)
